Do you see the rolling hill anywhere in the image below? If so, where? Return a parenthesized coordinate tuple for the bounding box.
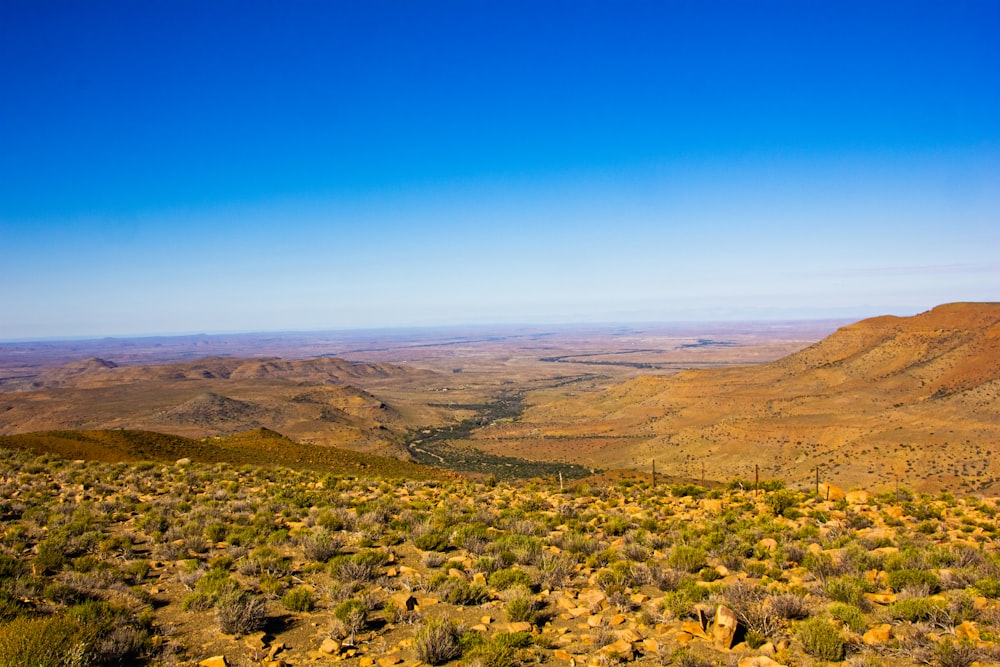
(0, 356, 436, 458)
(471, 303, 1000, 493)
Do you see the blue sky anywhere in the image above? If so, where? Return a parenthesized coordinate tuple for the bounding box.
(2, 0, 998, 340)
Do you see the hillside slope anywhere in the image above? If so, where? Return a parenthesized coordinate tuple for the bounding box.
(0, 356, 433, 458)
(0, 427, 448, 479)
(473, 303, 1000, 493)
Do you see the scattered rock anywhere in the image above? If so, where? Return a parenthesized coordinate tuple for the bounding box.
(199, 657, 227, 667)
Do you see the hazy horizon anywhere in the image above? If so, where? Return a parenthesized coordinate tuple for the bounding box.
(3, 1, 998, 340)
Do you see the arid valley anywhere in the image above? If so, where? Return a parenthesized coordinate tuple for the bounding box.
(2, 305, 1000, 667)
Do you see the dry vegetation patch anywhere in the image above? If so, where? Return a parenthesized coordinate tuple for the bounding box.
(3, 448, 1000, 666)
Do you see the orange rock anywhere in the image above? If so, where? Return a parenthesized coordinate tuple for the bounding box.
(862, 624, 892, 644)
(738, 657, 787, 667)
(714, 605, 738, 649)
(199, 658, 227, 667)
(680, 620, 710, 640)
(864, 592, 897, 605)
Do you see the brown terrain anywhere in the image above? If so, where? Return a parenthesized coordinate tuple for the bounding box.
(5, 305, 998, 494)
(0, 321, 832, 469)
(470, 303, 1000, 494)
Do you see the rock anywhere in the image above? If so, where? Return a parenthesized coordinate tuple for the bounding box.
(862, 624, 892, 644)
(597, 638, 634, 660)
(378, 657, 402, 667)
(508, 621, 532, 633)
(818, 482, 846, 501)
(702, 499, 723, 513)
(578, 588, 607, 611)
(261, 661, 287, 667)
(199, 658, 227, 667)
(713, 605, 738, 649)
(956, 620, 981, 642)
(391, 592, 416, 611)
(176, 458, 192, 466)
(846, 490, 871, 504)
(642, 638, 660, 653)
(884, 506, 905, 519)
(359, 658, 375, 667)
(864, 592, 897, 605)
(587, 615, 604, 628)
(319, 637, 341, 654)
(681, 620, 710, 640)
(757, 538, 778, 552)
(738, 657, 787, 667)
(554, 649, 573, 660)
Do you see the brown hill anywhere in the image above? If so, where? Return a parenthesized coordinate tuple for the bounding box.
(22, 355, 419, 390)
(0, 427, 449, 479)
(0, 355, 438, 459)
(472, 303, 1000, 494)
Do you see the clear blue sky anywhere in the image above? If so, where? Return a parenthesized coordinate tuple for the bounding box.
(2, 0, 998, 340)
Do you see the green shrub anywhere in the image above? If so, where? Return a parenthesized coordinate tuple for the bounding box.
(670, 484, 706, 498)
(439, 578, 490, 606)
(0, 614, 86, 667)
(414, 618, 462, 665)
(829, 602, 866, 633)
(281, 587, 314, 612)
(415, 530, 451, 552)
(489, 568, 532, 591)
(215, 591, 268, 634)
(887, 568, 940, 593)
(887, 596, 945, 622)
(668, 545, 707, 573)
(796, 617, 845, 661)
(334, 598, 368, 638)
(823, 575, 872, 608)
(975, 577, 1000, 598)
(766, 490, 801, 517)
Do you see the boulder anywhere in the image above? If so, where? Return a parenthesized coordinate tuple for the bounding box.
(713, 605, 738, 649)
(862, 624, 892, 644)
(738, 657, 787, 667)
(199, 658, 227, 667)
(818, 482, 846, 501)
(319, 638, 341, 654)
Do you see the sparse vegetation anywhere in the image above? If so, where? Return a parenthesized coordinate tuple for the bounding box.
(1, 444, 1000, 666)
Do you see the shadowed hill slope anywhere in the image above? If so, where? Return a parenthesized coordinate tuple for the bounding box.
(0, 428, 449, 480)
(474, 303, 1000, 494)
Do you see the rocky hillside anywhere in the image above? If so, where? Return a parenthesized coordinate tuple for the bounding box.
(473, 303, 1000, 494)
